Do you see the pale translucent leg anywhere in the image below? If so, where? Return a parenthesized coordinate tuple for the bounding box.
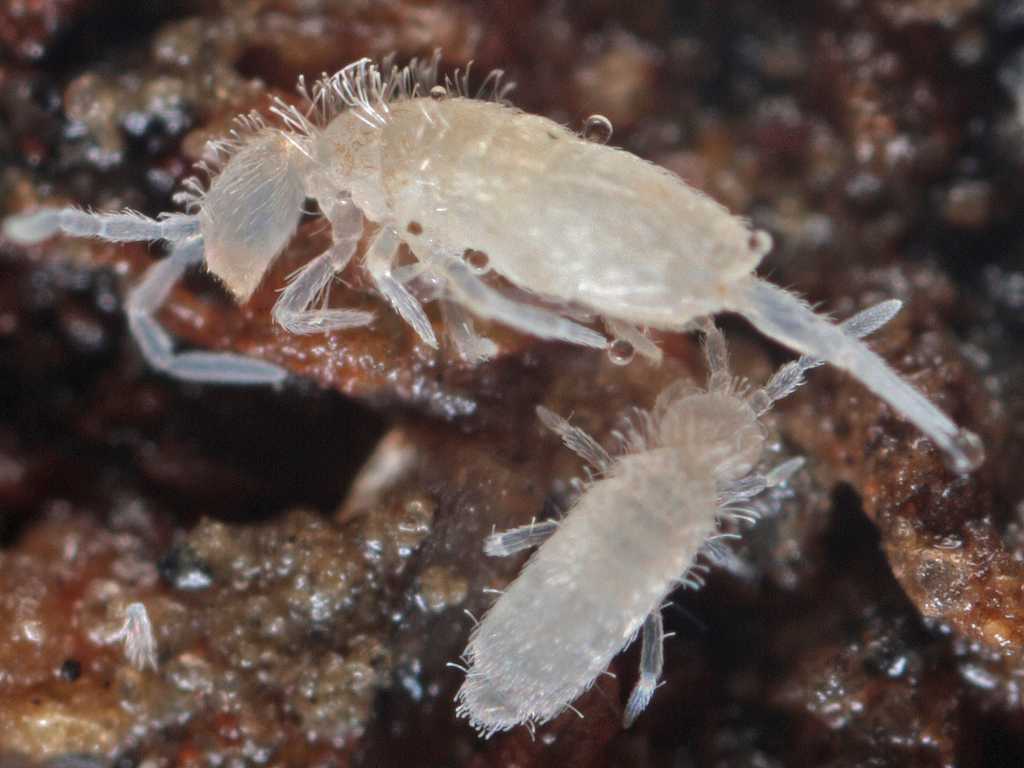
(625, 457, 805, 726)
(699, 318, 731, 393)
(394, 259, 498, 362)
(535, 405, 613, 472)
(748, 299, 903, 415)
(482, 405, 585, 556)
(483, 519, 559, 557)
(273, 251, 375, 334)
(272, 204, 374, 334)
(3, 206, 198, 244)
(623, 610, 664, 728)
(763, 456, 805, 487)
(429, 255, 608, 349)
(441, 300, 498, 363)
(736, 278, 983, 473)
(364, 227, 439, 348)
(703, 453, 807, 593)
(391, 260, 433, 288)
(718, 456, 805, 508)
(127, 236, 288, 384)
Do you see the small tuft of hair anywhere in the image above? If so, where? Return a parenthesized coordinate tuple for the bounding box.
(173, 110, 284, 213)
(305, 50, 515, 129)
(443, 60, 516, 103)
(612, 406, 657, 456)
(110, 602, 158, 671)
(173, 51, 514, 214)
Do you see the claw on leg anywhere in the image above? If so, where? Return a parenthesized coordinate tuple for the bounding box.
(273, 249, 374, 334)
(366, 227, 438, 348)
(127, 236, 288, 385)
(441, 300, 498, 363)
(272, 201, 374, 335)
(623, 610, 664, 728)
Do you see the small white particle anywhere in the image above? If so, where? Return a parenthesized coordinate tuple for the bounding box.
(110, 602, 158, 671)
